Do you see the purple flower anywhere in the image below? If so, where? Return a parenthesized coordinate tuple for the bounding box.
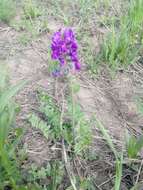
(51, 28, 81, 76)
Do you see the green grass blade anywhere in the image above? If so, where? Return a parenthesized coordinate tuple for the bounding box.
(95, 117, 118, 159)
(0, 81, 26, 113)
(114, 155, 123, 190)
(95, 117, 123, 190)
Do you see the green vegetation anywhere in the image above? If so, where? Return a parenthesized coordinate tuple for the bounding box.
(95, 118, 123, 190)
(0, 0, 16, 23)
(11, 0, 48, 45)
(0, 65, 23, 189)
(126, 132, 143, 159)
(28, 162, 64, 190)
(101, 0, 143, 70)
(1, 0, 143, 189)
(29, 85, 92, 189)
(30, 90, 92, 154)
(23, 0, 41, 19)
(95, 117, 143, 190)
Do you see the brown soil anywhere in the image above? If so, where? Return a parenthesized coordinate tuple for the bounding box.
(78, 69, 143, 140)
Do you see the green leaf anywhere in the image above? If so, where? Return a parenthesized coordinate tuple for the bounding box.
(29, 114, 49, 139)
(0, 81, 26, 114)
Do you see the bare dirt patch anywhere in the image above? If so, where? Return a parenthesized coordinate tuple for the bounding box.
(78, 69, 143, 140)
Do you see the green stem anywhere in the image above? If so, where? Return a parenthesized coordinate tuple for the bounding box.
(71, 78, 75, 129)
(69, 77, 75, 143)
(60, 91, 77, 190)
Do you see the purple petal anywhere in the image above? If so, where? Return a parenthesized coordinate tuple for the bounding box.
(51, 53, 56, 59)
(59, 57, 65, 66)
(71, 54, 78, 62)
(64, 28, 75, 41)
(74, 61, 81, 70)
(52, 30, 62, 42)
(71, 42, 78, 50)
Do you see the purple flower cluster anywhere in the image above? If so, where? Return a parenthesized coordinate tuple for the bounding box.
(51, 28, 80, 76)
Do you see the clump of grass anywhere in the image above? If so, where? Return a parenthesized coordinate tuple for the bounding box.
(95, 116, 143, 189)
(0, 65, 25, 189)
(11, 0, 48, 46)
(0, 0, 16, 23)
(23, 0, 41, 19)
(12, 17, 48, 46)
(101, 0, 143, 70)
(126, 131, 143, 159)
(0, 66, 45, 189)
